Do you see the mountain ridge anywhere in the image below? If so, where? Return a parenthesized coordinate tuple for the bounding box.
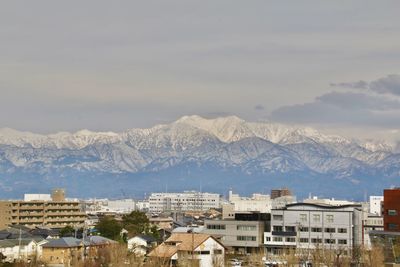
(0, 115, 398, 198)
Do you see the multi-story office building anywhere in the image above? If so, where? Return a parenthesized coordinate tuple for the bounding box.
(0, 189, 86, 229)
(204, 212, 269, 253)
(383, 188, 400, 232)
(149, 191, 220, 213)
(264, 203, 364, 254)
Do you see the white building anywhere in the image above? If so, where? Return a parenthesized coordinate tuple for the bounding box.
(265, 203, 364, 255)
(127, 234, 158, 256)
(149, 191, 221, 213)
(369, 196, 383, 215)
(23, 194, 52, 201)
(0, 239, 39, 262)
(229, 190, 272, 213)
(107, 199, 136, 213)
(303, 196, 356, 206)
(228, 190, 296, 213)
(149, 233, 225, 267)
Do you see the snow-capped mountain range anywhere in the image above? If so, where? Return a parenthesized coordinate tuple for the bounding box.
(0, 115, 398, 198)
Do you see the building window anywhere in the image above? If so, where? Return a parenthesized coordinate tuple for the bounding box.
(273, 237, 283, 242)
(388, 210, 398, 216)
(338, 228, 347, 233)
(311, 227, 322, 233)
(311, 238, 322, 244)
(299, 227, 309, 232)
(213, 249, 223, 255)
(325, 228, 336, 233)
(265, 237, 271, 242)
(313, 214, 321, 222)
(326, 215, 334, 223)
(388, 223, 398, 230)
(286, 237, 296, 242)
(207, 224, 226, 230)
(237, 236, 256, 241)
(273, 215, 283, 221)
(273, 226, 283, 232)
(237, 225, 257, 231)
(325, 239, 336, 244)
(300, 238, 309, 243)
(285, 226, 296, 232)
(338, 239, 347, 245)
(300, 214, 307, 222)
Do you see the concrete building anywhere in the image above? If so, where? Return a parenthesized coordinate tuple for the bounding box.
(264, 203, 364, 255)
(383, 188, 400, 232)
(149, 233, 225, 267)
(228, 190, 296, 214)
(0, 189, 86, 229)
(149, 191, 221, 213)
(303, 196, 356, 206)
(271, 188, 292, 200)
(362, 214, 384, 248)
(228, 190, 271, 213)
(204, 212, 268, 253)
(369, 196, 383, 215)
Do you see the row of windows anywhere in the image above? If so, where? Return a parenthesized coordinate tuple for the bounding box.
(207, 224, 226, 230)
(273, 214, 336, 223)
(237, 225, 257, 231)
(237, 236, 257, 241)
(273, 226, 348, 233)
(269, 237, 348, 245)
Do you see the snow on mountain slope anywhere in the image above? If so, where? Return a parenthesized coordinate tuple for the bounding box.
(0, 115, 397, 177)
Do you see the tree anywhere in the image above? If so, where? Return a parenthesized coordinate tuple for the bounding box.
(60, 225, 75, 237)
(96, 216, 122, 241)
(122, 211, 158, 238)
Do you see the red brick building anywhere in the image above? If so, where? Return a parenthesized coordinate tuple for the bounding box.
(383, 188, 400, 232)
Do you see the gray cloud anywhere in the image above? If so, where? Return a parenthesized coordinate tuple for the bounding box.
(270, 91, 400, 128)
(254, 104, 265, 111)
(317, 91, 400, 110)
(332, 74, 400, 96)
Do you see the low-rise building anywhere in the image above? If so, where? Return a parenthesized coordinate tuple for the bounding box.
(149, 233, 225, 267)
(40, 237, 84, 266)
(128, 234, 158, 255)
(204, 212, 268, 254)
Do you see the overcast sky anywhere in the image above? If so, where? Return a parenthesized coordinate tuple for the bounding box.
(1, 1, 400, 140)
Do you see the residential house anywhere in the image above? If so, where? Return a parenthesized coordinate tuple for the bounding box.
(128, 234, 158, 255)
(40, 237, 84, 267)
(149, 233, 225, 267)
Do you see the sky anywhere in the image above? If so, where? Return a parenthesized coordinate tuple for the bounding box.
(1, 1, 400, 141)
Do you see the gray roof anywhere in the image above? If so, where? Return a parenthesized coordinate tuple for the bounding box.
(83, 236, 117, 246)
(42, 237, 82, 248)
(0, 239, 36, 248)
(135, 234, 157, 243)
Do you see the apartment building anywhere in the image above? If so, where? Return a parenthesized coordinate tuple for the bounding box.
(149, 191, 221, 213)
(264, 203, 364, 255)
(0, 189, 86, 229)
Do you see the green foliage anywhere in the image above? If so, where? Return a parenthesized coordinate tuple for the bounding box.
(122, 211, 159, 239)
(96, 216, 123, 241)
(60, 225, 75, 237)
